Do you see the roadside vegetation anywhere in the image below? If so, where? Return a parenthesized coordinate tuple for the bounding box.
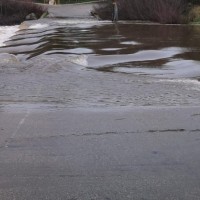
(1, 0, 200, 25)
(0, 0, 47, 25)
(93, 0, 200, 24)
(188, 1, 200, 23)
(36, 0, 94, 4)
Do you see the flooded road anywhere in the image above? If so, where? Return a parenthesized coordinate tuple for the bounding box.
(0, 19, 200, 110)
(1, 15, 200, 200)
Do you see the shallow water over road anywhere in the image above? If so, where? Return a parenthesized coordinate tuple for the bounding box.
(0, 19, 200, 110)
(1, 17, 200, 200)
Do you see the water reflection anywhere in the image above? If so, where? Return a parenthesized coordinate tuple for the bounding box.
(0, 21, 200, 77)
(0, 21, 200, 108)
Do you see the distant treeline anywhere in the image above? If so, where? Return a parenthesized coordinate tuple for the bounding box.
(188, 0, 200, 4)
(34, 0, 200, 5)
(0, 0, 200, 25)
(35, 0, 96, 3)
(93, 0, 200, 24)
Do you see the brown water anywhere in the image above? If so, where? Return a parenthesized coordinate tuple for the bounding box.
(0, 19, 200, 110)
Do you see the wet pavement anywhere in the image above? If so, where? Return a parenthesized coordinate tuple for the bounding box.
(0, 20, 200, 108)
(0, 4, 200, 199)
(1, 107, 200, 200)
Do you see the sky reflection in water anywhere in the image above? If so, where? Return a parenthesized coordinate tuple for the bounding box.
(1, 21, 200, 79)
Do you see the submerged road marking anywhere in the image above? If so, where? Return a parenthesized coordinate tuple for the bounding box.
(4, 65, 49, 148)
(5, 111, 30, 148)
(4, 84, 43, 148)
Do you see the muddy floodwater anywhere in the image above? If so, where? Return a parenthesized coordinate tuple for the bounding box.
(0, 19, 200, 110)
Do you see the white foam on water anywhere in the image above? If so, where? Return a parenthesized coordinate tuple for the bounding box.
(120, 41, 140, 45)
(0, 25, 19, 47)
(0, 53, 19, 63)
(87, 47, 185, 68)
(112, 59, 200, 79)
(29, 23, 49, 29)
(101, 48, 123, 51)
(65, 48, 93, 54)
(66, 54, 88, 67)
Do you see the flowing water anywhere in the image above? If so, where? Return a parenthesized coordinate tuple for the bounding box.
(0, 19, 200, 110)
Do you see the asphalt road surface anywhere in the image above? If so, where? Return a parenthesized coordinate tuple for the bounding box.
(1, 106, 200, 200)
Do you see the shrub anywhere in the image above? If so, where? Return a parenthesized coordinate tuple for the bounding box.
(0, 0, 47, 25)
(93, 0, 188, 24)
(188, 0, 200, 5)
(188, 5, 200, 22)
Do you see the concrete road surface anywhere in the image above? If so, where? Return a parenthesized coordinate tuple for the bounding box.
(1, 106, 200, 200)
(46, 2, 95, 18)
